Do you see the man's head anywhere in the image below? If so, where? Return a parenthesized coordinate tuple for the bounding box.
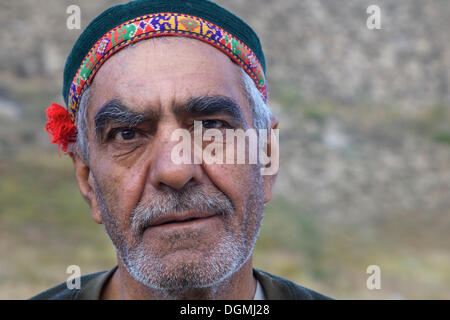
(72, 37, 277, 291)
(46, 0, 279, 294)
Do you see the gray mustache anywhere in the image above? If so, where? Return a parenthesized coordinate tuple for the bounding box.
(130, 186, 235, 235)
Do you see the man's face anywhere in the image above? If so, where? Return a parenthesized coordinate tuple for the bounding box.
(83, 38, 267, 290)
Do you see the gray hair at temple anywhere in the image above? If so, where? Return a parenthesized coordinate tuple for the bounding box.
(74, 68, 272, 163)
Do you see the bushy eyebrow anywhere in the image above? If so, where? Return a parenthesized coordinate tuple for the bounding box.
(175, 95, 246, 127)
(94, 99, 157, 140)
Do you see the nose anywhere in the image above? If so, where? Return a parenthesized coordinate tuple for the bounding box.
(148, 127, 203, 190)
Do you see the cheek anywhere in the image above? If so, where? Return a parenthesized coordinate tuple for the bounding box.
(93, 158, 147, 225)
(203, 163, 263, 216)
(204, 163, 265, 246)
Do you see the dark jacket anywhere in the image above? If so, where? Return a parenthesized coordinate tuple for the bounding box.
(30, 267, 331, 300)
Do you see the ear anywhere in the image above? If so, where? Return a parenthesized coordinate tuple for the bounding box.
(69, 151, 103, 224)
(263, 114, 279, 204)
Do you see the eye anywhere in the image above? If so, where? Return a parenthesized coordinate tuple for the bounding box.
(201, 120, 228, 129)
(115, 128, 138, 141)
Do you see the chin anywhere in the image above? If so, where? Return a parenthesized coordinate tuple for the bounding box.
(122, 232, 251, 290)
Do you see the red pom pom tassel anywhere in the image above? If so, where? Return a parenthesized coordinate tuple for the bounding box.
(45, 103, 77, 156)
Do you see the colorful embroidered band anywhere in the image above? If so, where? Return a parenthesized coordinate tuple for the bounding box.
(67, 12, 267, 123)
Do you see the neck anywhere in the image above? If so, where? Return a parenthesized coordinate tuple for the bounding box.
(101, 256, 256, 300)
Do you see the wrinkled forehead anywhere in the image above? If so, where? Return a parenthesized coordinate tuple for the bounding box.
(87, 37, 250, 122)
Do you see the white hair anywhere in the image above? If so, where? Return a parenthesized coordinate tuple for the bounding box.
(240, 68, 272, 130)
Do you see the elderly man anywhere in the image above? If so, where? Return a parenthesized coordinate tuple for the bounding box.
(32, 0, 330, 300)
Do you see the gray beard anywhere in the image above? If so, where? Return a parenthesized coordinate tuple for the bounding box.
(94, 179, 263, 294)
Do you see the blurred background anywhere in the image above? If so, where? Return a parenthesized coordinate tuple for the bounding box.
(0, 0, 449, 299)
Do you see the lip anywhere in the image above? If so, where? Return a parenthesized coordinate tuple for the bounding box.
(145, 211, 219, 229)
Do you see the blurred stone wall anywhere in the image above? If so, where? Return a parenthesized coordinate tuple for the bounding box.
(218, 0, 450, 108)
(0, 0, 448, 107)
